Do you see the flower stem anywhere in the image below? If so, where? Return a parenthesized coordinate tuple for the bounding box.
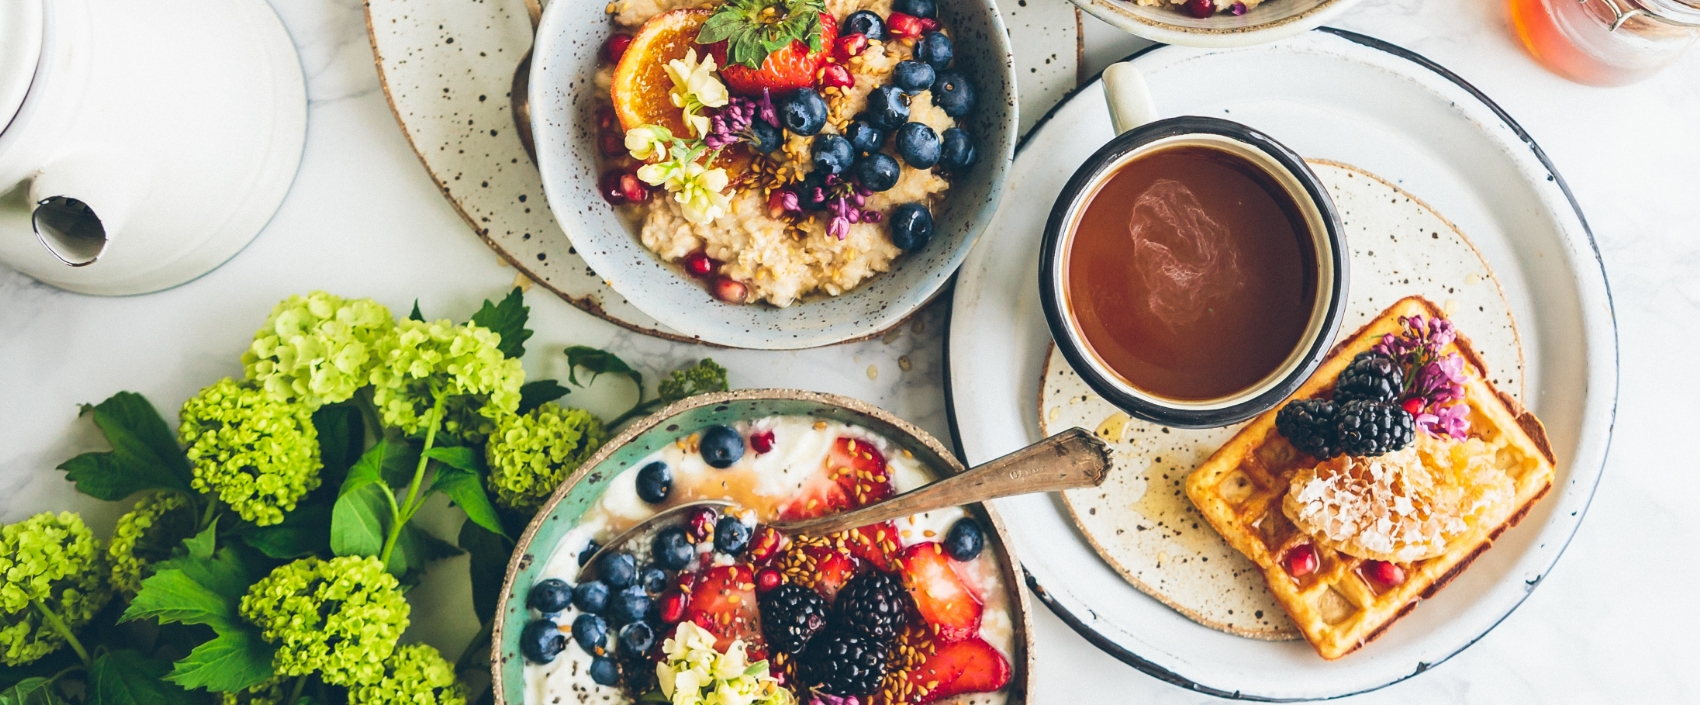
(33, 600, 90, 668)
(197, 496, 218, 532)
(379, 391, 447, 563)
(287, 674, 307, 704)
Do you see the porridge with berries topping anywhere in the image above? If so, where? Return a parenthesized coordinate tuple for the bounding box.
(594, 0, 981, 307)
(518, 416, 1017, 705)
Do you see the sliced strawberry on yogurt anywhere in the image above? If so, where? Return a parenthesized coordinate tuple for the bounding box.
(906, 637, 1012, 703)
(805, 544, 857, 601)
(896, 542, 983, 642)
(845, 520, 901, 571)
(776, 473, 852, 521)
(828, 436, 895, 507)
(683, 564, 762, 651)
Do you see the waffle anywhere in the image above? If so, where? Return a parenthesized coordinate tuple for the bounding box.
(1184, 296, 1556, 660)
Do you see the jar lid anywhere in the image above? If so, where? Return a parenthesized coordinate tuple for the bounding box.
(0, 0, 43, 136)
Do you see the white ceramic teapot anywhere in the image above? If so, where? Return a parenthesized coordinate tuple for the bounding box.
(0, 0, 306, 295)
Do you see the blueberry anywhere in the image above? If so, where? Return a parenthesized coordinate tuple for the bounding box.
(618, 621, 656, 657)
(854, 153, 901, 192)
(572, 613, 609, 654)
(893, 60, 936, 94)
(520, 619, 566, 663)
(914, 32, 954, 69)
(651, 526, 695, 570)
(714, 516, 753, 555)
(895, 122, 941, 169)
(845, 120, 886, 154)
(588, 656, 621, 686)
(699, 424, 745, 468)
(843, 10, 884, 39)
(636, 461, 672, 504)
(609, 585, 651, 625)
(866, 85, 911, 130)
(939, 128, 977, 172)
(888, 203, 934, 251)
(780, 89, 827, 136)
(931, 71, 976, 118)
(598, 552, 637, 588)
(640, 566, 669, 594)
(943, 517, 984, 561)
(572, 580, 609, 613)
(748, 118, 784, 153)
(811, 134, 855, 176)
(894, 0, 937, 18)
(578, 539, 601, 567)
(528, 578, 572, 614)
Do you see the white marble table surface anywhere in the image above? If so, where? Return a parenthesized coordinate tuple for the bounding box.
(2, 0, 1696, 701)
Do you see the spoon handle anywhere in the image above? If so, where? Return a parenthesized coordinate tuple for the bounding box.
(772, 428, 1111, 536)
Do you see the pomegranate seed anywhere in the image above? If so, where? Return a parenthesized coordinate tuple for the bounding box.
(1184, 0, 1216, 16)
(657, 589, 688, 623)
(918, 17, 940, 31)
(835, 33, 869, 61)
(1402, 397, 1426, 415)
(603, 33, 633, 64)
(685, 506, 719, 542)
(886, 12, 924, 38)
(1364, 560, 1405, 586)
(819, 64, 854, 89)
(617, 173, 650, 203)
(1284, 543, 1319, 578)
(682, 251, 716, 278)
(749, 430, 776, 454)
(599, 131, 625, 157)
(599, 170, 630, 205)
(712, 276, 749, 304)
(755, 568, 782, 593)
(596, 106, 618, 132)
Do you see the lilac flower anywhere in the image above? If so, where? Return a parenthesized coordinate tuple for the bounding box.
(774, 188, 801, 213)
(1231, 1, 1248, 13)
(822, 178, 879, 240)
(1408, 353, 1466, 406)
(757, 89, 779, 127)
(1414, 401, 1471, 440)
(810, 694, 859, 705)
(1373, 314, 1473, 439)
(704, 94, 782, 150)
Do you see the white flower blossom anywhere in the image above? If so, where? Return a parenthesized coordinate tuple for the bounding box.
(666, 49, 729, 137)
(654, 622, 792, 705)
(626, 124, 675, 161)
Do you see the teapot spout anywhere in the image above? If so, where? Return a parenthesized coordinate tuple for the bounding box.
(27, 149, 149, 266)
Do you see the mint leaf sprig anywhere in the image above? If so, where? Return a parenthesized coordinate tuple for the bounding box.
(696, 0, 825, 68)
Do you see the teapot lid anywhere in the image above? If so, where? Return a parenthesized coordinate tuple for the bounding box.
(0, 0, 43, 137)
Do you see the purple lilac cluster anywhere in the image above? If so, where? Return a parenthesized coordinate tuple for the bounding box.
(705, 91, 779, 150)
(775, 174, 883, 240)
(809, 695, 859, 705)
(1372, 315, 1470, 440)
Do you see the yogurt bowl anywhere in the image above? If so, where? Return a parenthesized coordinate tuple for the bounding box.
(492, 390, 1034, 705)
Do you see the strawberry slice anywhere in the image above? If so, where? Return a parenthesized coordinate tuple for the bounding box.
(829, 436, 896, 507)
(703, 5, 837, 95)
(805, 544, 857, 601)
(777, 472, 852, 521)
(906, 637, 1012, 703)
(896, 542, 983, 643)
(683, 564, 762, 651)
(845, 521, 901, 570)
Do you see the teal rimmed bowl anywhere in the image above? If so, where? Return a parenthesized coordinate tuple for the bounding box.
(491, 389, 1035, 704)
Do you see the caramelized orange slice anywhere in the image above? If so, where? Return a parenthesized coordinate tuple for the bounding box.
(610, 9, 752, 174)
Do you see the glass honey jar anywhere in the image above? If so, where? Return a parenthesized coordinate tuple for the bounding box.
(1511, 0, 1700, 85)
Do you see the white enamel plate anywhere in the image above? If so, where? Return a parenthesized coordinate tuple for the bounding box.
(946, 30, 1616, 700)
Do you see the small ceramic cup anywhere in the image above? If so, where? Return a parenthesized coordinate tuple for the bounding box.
(1037, 63, 1348, 429)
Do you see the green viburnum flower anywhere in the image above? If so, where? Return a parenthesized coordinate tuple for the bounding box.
(240, 555, 410, 686)
(347, 644, 467, 705)
(180, 378, 323, 527)
(244, 291, 395, 409)
(0, 512, 112, 666)
(108, 491, 195, 596)
(219, 677, 292, 705)
(486, 402, 606, 512)
(369, 319, 524, 442)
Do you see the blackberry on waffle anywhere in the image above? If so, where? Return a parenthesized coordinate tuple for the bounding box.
(833, 570, 910, 642)
(759, 584, 829, 655)
(1275, 399, 1340, 460)
(1333, 351, 1405, 405)
(1334, 399, 1414, 457)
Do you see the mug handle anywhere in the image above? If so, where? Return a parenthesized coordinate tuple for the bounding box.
(1103, 62, 1159, 136)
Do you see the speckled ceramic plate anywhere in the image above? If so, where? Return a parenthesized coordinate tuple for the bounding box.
(947, 30, 1616, 700)
(1039, 159, 1526, 642)
(491, 390, 1035, 704)
(364, 0, 1079, 346)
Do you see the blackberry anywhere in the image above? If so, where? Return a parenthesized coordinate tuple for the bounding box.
(1334, 399, 1415, 457)
(759, 584, 829, 655)
(800, 630, 889, 696)
(1334, 352, 1405, 405)
(833, 571, 909, 642)
(1275, 399, 1340, 460)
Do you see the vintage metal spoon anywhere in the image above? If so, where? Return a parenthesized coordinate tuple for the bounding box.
(511, 0, 543, 162)
(578, 428, 1110, 579)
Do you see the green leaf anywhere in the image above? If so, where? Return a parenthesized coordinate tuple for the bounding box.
(423, 446, 482, 473)
(119, 569, 237, 631)
(91, 650, 201, 705)
(311, 404, 365, 492)
(0, 677, 53, 705)
(163, 629, 275, 693)
(469, 287, 532, 359)
(151, 546, 258, 602)
(563, 346, 643, 390)
(387, 524, 462, 583)
(657, 359, 729, 404)
(458, 520, 511, 623)
(339, 438, 417, 499)
(518, 380, 571, 414)
(238, 504, 333, 559)
(331, 483, 391, 559)
(185, 518, 217, 560)
(409, 299, 425, 322)
(431, 465, 505, 539)
(57, 392, 192, 500)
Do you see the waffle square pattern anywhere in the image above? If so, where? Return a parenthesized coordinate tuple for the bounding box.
(1185, 297, 1556, 660)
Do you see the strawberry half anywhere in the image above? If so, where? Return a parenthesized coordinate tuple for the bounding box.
(906, 637, 1012, 703)
(697, 0, 837, 95)
(829, 436, 896, 507)
(683, 564, 763, 651)
(896, 542, 983, 643)
(777, 472, 852, 521)
(845, 520, 901, 570)
(806, 545, 857, 601)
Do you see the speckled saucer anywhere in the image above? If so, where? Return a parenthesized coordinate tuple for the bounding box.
(1036, 159, 1525, 640)
(363, 0, 1079, 345)
(492, 390, 1035, 705)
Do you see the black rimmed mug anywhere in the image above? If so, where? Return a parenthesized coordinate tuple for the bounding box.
(1038, 63, 1350, 429)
